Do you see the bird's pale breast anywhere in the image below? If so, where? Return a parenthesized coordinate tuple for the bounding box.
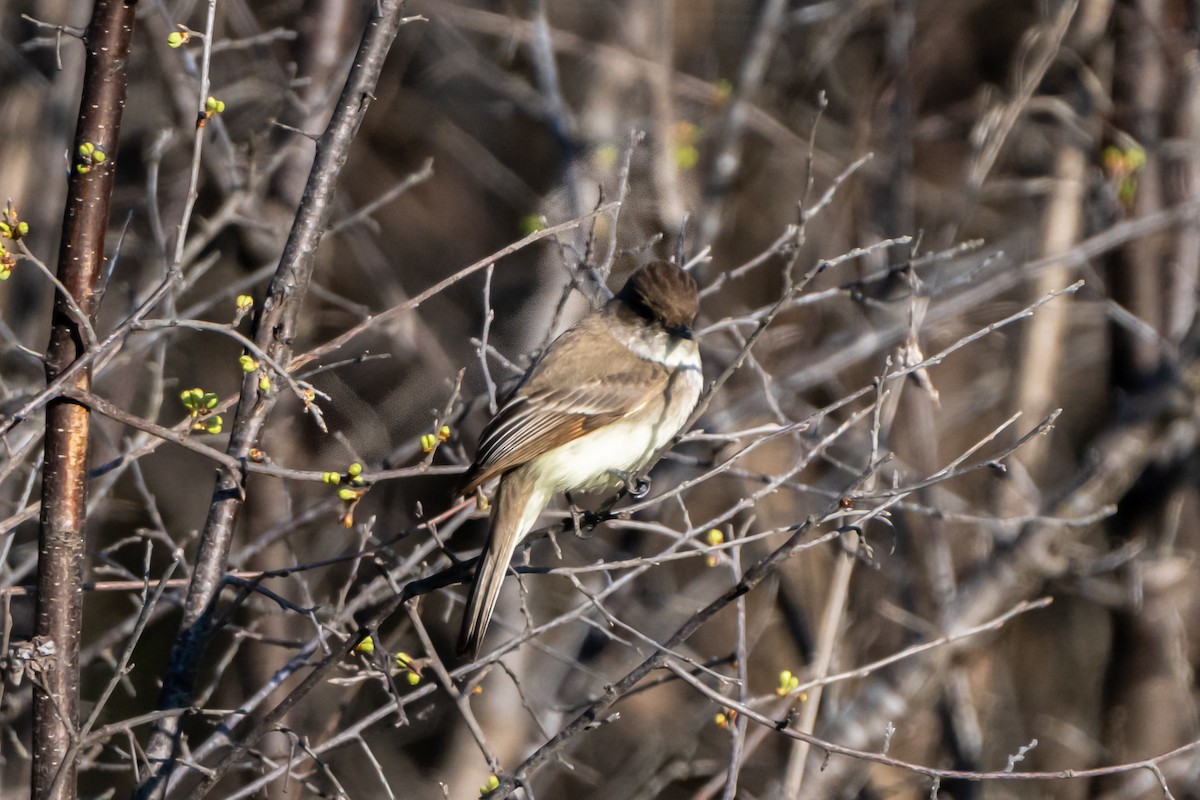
(524, 338, 701, 494)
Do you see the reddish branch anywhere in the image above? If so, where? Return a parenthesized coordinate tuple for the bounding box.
(33, 2, 137, 799)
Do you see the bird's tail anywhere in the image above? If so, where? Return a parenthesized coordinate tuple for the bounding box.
(457, 469, 549, 658)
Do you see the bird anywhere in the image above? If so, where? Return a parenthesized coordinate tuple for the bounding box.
(457, 260, 703, 658)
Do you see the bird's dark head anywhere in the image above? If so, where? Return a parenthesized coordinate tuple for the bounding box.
(615, 261, 700, 339)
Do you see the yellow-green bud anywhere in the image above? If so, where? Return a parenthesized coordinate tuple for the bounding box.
(518, 214, 546, 236)
(1, 219, 27, 240)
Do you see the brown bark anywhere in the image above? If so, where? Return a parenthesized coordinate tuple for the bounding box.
(33, 2, 137, 799)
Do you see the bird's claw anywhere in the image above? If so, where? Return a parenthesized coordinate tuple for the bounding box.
(609, 469, 650, 499)
(567, 508, 609, 538)
(583, 510, 611, 532)
(630, 476, 651, 499)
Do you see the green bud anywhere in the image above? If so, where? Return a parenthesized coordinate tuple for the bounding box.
(180, 388, 203, 408)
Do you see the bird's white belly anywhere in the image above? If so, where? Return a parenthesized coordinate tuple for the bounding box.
(525, 368, 702, 494)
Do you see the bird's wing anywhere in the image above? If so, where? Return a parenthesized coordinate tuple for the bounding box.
(461, 362, 667, 496)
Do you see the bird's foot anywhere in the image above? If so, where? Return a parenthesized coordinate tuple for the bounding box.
(608, 469, 651, 499)
(567, 508, 612, 538)
(566, 493, 604, 538)
(567, 495, 588, 539)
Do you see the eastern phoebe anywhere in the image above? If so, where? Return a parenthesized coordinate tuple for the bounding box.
(457, 260, 703, 657)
